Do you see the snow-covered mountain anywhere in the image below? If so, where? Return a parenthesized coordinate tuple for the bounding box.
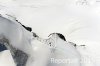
(0, 0, 100, 66)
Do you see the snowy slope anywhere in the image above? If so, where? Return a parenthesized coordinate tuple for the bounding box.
(0, 0, 100, 66)
(0, 0, 100, 40)
(2, 0, 99, 43)
(0, 50, 16, 66)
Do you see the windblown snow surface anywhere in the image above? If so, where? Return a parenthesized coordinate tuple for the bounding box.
(0, 0, 100, 66)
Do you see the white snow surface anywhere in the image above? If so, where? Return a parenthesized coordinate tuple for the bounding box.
(0, 0, 100, 66)
(0, 50, 16, 66)
(31, 37, 81, 66)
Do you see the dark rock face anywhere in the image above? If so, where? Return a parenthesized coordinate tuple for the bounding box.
(16, 21, 32, 32)
(21, 25, 32, 32)
(49, 33, 66, 41)
(0, 38, 28, 66)
(0, 37, 9, 51)
(32, 32, 38, 37)
(56, 33, 66, 41)
(13, 50, 28, 66)
(0, 42, 7, 52)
